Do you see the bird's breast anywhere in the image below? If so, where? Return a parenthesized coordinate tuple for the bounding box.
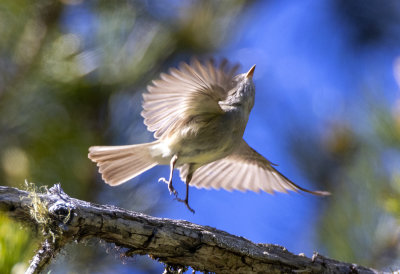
(156, 111, 247, 166)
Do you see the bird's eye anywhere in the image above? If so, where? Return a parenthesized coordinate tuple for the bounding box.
(231, 77, 239, 86)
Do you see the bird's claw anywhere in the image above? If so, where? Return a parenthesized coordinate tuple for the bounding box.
(158, 177, 178, 197)
(158, 177, 193, 213)
(169, 186, 178, 197)
(174, 197, 195, 214)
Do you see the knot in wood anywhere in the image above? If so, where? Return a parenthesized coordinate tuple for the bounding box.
(48, 200, 75, 226)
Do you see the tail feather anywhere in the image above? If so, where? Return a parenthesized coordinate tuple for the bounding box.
(88, 142, 158, 186)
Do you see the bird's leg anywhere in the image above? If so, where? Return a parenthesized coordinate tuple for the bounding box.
(158, 155, 178, 197)
(175, 165, 195, 213)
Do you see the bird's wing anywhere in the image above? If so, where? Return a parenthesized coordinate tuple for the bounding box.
(141, 58, 239, 138)
(180, 139, 330, 196)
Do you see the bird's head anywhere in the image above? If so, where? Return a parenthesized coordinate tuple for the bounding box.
(221, 65, 256, 113)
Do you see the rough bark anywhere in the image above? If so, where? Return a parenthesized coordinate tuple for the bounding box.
(0, 184, 378, 273)
(25, 238, 66, 274)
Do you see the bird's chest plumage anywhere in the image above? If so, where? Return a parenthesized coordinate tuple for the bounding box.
(159, 110, 247, 166)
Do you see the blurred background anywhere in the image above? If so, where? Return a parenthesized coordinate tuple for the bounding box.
(1, 0, 400, 273)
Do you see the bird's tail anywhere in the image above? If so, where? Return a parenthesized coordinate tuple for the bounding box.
(88, 142, 158, 186)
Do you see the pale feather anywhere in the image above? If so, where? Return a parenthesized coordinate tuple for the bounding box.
(88, 142, 158, 186)
(141, 58, 239, 139)
(179, 139, 330, 196)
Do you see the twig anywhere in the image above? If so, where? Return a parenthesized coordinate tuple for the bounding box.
(25, 238, 65, 274)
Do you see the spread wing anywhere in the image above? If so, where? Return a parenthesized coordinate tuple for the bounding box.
(141, 58, 239, 138)
(180, 139, 330, 196)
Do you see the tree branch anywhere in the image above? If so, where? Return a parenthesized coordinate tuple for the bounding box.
(0, 184, 377, 273)
(25, 237, 66, 274)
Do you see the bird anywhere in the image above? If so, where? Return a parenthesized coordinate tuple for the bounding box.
(88, 58, 330, 213)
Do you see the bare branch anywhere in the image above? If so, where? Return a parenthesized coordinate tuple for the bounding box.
(0, 184, 378, 273)
(25, 238, 66, 274)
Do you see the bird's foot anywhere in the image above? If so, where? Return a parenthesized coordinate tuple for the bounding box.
(158, 177, 178, 197)
(175, 197, 195, 214)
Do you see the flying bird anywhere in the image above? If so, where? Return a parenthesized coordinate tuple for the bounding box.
(88, 58, 329, 213)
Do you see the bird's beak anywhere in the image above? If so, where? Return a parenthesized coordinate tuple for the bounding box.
(246, 65, 256, 79)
